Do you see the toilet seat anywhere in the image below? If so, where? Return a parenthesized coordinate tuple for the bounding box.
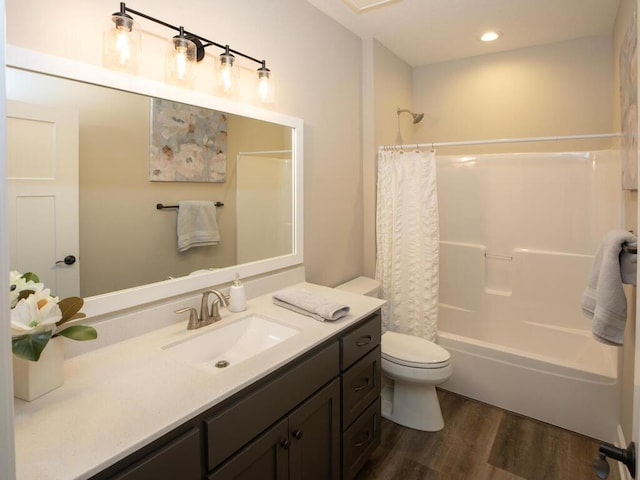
(382, 331, 450, 369)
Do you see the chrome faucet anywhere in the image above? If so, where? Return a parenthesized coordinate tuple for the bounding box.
(175, 290, 230, 330)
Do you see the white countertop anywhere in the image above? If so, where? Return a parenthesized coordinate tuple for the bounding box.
(13, 282, 384, 480)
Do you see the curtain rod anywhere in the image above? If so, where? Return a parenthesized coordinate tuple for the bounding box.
(378, 132, 621, 150)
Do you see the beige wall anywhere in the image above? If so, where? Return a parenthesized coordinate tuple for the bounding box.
(412, 35, 614, 155)
(5, 0, 364, 288)
(363, 40, 414, 276)
(614, 0, 638, 446)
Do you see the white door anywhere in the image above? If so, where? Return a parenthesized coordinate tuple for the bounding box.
(7, 100, 80, 298)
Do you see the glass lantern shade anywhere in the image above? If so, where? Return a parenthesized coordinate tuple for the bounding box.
(165, 35, 197, 86)
(257, 67, 275, 104)
(216, 52, 239, 97)
(103, 13, 141, 74)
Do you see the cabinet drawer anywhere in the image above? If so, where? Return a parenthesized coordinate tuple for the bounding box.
(341, 345, 381, 429)
(340, 313, 381, 371)
(341, 398, 381, 480)
(205, 342, 339, 472)
(113, 428, 200, 480)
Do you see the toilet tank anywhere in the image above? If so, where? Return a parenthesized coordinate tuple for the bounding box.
(336, 276, 381, 298)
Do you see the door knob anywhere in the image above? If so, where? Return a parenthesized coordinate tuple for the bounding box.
(292, 429, 303, 440)
(56, 255, 76, 266)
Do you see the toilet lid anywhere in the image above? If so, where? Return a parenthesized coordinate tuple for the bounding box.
(382, 331, 450, 369)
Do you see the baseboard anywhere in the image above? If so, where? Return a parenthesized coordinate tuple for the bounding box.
(617, 424, 632, 480)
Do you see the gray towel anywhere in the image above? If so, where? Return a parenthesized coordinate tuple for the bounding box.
(272, 287, 350, 322)
(177, 201, 220, 252)
(582, 230, 637, 346)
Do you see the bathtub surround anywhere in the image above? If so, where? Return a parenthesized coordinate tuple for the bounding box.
(437, 149, 621, 442)
(375, 148, 439, 341)
(582, 229, 638, 346)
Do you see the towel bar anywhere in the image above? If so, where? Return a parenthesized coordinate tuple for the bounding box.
(156, 202, 224, 210)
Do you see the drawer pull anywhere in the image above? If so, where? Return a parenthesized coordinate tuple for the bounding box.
(355, 335, 372, 347)
(353, 431, 371, 448)
(292, 429, 303, 440)
(353, 377, 371, 392)
(280, 439, 291, 449)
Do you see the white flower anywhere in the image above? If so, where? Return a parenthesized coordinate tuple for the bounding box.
(9, 270, 44, 308)
(11, 288, 62, 337)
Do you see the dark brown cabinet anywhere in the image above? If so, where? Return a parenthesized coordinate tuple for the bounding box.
(91, 310, 381, 480)
(339, 315, 382, 480)
(110, 428, 201, 480)
(209, 378, 340, 480)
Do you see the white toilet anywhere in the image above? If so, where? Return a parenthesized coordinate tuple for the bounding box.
(337, 276, 452, 432)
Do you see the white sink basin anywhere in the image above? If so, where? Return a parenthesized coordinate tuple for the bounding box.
(162, 314, 300, 372)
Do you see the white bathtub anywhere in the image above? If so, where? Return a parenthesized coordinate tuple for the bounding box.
(436, 151, 621, 443)
(438, 319, 619, 442)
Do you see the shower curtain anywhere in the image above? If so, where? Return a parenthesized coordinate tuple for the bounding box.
(375, 149, 440, 341)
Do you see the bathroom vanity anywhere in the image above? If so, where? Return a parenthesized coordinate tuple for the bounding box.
(13, 283, 384, 480)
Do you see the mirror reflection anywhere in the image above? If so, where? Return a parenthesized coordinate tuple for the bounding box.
(6, 67, 293, 298)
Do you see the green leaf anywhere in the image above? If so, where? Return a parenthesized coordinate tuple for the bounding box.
(12, 331, 52, 362)
(21, 272, 39, 283)
(57, 297, 85, 325)
(56, 325, 97, 341)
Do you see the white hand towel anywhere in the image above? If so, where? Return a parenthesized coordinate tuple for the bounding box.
(582, 230, 637, 346)
(272, 287, 350, 322)
(177, 200, 220, 252)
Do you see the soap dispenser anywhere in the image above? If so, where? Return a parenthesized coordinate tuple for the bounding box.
(229, 273, 247, 312)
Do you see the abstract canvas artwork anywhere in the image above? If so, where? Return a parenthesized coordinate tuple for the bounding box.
(149, 98, 227, 182)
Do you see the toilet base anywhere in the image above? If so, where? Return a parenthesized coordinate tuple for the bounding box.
(381, 381, 445, 432)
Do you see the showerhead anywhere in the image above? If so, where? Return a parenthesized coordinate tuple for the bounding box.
(397, 108, 424, 124)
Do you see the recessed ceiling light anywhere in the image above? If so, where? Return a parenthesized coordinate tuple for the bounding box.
(342, 0, 400, 13)
(480, 31, 502, 42)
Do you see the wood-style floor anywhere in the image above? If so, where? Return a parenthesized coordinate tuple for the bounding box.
(356, 389, 620, 480)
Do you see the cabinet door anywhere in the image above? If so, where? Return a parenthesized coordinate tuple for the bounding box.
(208, 419, 288, 480)
(112, 428, 200, 480)
(289, 378, 341, 480)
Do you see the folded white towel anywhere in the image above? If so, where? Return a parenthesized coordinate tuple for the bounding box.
(272, 287, 350, 322)
(582, 230, 637, 346)
(177, 201, 220, 252)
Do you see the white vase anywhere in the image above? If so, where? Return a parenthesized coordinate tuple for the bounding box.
(12, 336, 64, 401)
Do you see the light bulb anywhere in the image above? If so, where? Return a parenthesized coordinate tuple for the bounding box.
(220, 64, 233, 92)
(174, 47, 189, 80)
(115, 27, 132, 66)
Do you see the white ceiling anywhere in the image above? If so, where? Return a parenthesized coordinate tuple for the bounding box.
(306, 0, 622, 67)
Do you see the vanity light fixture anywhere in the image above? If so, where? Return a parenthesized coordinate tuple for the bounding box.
(104, 2, 275, 102)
